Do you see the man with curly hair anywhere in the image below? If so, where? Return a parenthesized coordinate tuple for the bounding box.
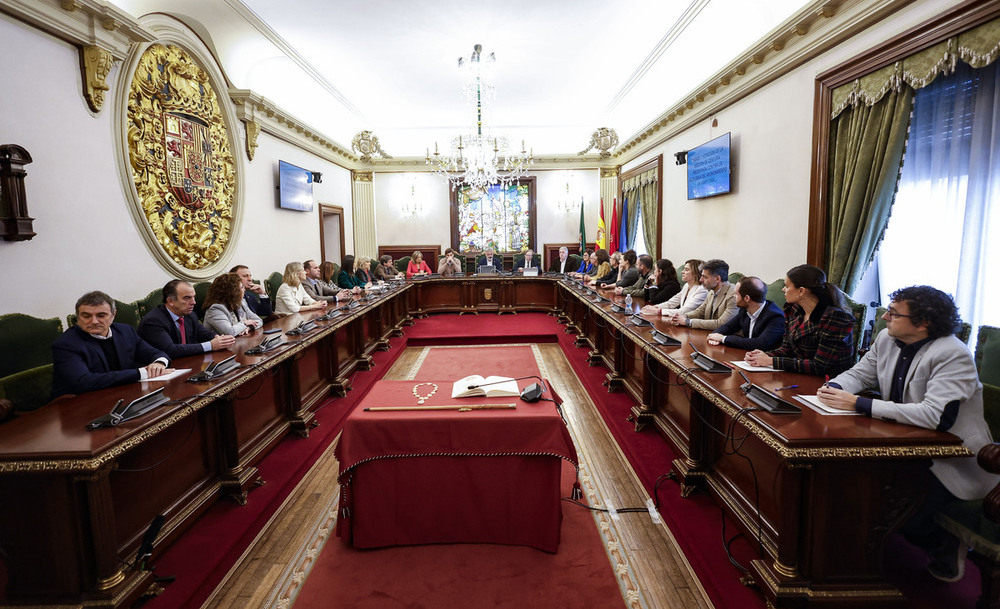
(818, 285, 998, 583)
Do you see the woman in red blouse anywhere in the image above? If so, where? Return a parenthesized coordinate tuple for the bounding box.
(406, 250, 432, 279)
(745, 264, 855, 377)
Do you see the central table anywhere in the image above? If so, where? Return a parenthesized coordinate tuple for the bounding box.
(335, 380, 578, 552)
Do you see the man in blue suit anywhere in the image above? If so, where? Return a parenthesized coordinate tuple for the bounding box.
(51, 291, 170, 399)
(138, 280, 235, 360)
(231, 264, 273, 318)
(479, 247, 503, 272)
(707, 276, 785, 351)
(513, 249, 540, 273)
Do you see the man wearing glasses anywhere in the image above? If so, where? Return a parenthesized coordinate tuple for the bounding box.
(818, 285, 998, 583)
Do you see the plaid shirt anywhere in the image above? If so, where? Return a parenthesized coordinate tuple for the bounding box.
(768, 302, 854, 376)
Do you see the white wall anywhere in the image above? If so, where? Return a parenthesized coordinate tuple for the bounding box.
(622, 0, 955, 284)
(373, 168, 601, 253)
(0, 13, 352, 321)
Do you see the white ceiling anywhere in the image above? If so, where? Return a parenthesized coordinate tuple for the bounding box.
(111, 0, 814, 157)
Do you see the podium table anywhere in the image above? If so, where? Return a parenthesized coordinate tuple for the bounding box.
(335, 381, 578, 552)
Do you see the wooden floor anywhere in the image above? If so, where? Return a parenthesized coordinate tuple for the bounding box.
(200, 343, 714, 609)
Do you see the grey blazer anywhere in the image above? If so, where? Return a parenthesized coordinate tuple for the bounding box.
(832, 330, 999, 500)
(204, 302, 262, 336)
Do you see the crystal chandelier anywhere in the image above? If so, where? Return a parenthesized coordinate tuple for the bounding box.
(426, 44, 533, 191)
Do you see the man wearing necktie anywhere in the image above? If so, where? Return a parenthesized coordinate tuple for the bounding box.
(138, 279, 235, 360)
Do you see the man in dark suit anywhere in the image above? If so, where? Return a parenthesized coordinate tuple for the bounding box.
(138, 280, 235, 360)
(231, 265, 273, 318)
(302, 259, 351, 302)
(513, 249, 540, 273)
(51, 291, 171, 398)
(707, 276, 784, 350)
(479, 247, 503, 271)
(549, 246, 570, 273)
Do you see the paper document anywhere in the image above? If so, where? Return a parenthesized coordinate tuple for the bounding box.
(793, 394, 859, 416)
(144, 368, 191, 382)
(729, 360, 775, 372)
(452, 375, 519, 399)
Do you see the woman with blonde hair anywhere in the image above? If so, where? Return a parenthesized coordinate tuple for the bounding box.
(355, 256, 375, 286)
(275, 261, 327, 315)
(407, 250, 432, 278)
(203, 273, 263, 335)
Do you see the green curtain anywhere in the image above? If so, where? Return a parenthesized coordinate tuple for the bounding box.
(826, 86, 913, 294)
(622, 168, 657, 255)
(640, 178, 658, 258)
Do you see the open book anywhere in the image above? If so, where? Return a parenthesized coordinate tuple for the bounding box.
(451, 375, 520, 398)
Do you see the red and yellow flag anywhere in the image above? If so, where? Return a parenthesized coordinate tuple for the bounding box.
(596, 198, 607, 251)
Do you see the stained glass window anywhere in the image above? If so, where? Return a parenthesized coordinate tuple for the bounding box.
(455, 181, 532, 252)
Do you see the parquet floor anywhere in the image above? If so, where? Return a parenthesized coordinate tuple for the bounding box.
(200, 344, 713, 609)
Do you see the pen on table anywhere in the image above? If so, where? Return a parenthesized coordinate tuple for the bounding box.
(822, 374, 830, 388)
(773, 385, 798, 391)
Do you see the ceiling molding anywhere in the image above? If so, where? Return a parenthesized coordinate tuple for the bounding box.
(223, 0, 365, 122)
(229, 89, 359, 167)
(0, 0, 155, 59)
(364, 154, 615, 174)
(612, 0, 917, 167)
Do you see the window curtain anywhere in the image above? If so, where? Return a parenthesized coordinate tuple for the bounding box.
(622, 168, 657, 255)
(826, 16, 1000, 295)
(878, 59, 1000, 332)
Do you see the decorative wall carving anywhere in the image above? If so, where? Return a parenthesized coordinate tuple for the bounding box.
(126, 43, 237, 270)
(351, 130, 391, 161)
(0, 144, 36, 241)
(578, 127, 619, 158)
(244, 119, 260, 160)
(81, 44, 114, 112)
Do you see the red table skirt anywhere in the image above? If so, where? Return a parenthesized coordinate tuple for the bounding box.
(341, 454, 566, 552)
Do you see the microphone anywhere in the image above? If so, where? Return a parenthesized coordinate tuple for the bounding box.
(466, 374, 543, 390)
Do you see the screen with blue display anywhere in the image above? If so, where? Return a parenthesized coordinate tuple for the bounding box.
(278, 160, 314, 212)
(686, 133, 731, 200)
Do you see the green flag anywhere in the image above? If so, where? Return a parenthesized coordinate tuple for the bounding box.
(578, 197, 586, 254)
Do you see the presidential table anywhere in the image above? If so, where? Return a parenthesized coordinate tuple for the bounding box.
(0, 274, 975, 609)
(335, 380, 577, 552)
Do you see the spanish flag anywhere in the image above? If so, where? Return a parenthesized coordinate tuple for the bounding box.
(596, 198, 607, 251)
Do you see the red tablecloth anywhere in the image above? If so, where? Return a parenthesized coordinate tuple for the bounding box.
(335, 380, 578, 552)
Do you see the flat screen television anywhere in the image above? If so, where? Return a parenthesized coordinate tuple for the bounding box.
(278, 160, 314, 212)
(686, 132, 731, 200)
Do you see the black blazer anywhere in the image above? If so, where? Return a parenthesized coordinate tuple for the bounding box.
(513, 257, 539, 272)
(51, 324, 168, 398)
(645, 278, 681, 305)
(479, 256, 503, 271)
(138, 304, 217, 360)
(244, 290, 272, 317)
(714, 299, 785, 351)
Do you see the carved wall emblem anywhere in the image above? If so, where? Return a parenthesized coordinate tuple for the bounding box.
(127, 43, 236, 270)
(483, 288, 493, 301)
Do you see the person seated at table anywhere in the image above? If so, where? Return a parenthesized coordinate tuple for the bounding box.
(616, 254, 653, 297)
(373, 255, 403, 281)
(202, 273, 263, 336)
(51, 291, 171, 398)
(338, 255, 367, 290)
(642, 258, 707, 316)
(744, 264, 854, 376)
(568, 249, 593, 278)
(355, 256, 376, 286)
(550, 246, 571, 273)
(138, 280, 236, 359)
(407, 250, 432, 278)
(438, 247, 464, 276)
(589, 251, 619, 287)
(817, 286, 999, 582)
(667, 259, 737, 330)
(230, 264, 272, 318)
(513, 249, 540, 273)
(707, 277, 784, 350)
(275, 262, 329, 316)
(479, 247, 503, 272)
(304, 259, 351, 303)
(320, 261, 353, 294)
(644, 258, 681, 306)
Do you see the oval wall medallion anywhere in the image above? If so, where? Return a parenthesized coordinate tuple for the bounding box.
(126, 43, 237, 271)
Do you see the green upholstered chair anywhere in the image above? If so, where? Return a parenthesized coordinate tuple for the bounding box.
(567, 254, 584, 273)
(842, 294, 868, 362)
(0, 364, 53, 411)
(676, 264, 684, 283)
(137, 288, 163, 318)
(193, 281, 211, 320)
(264, 271, 283, 303)
(395, 256, 412, 274)
(766, 278, 786, 309)
(727, 271, 744, 284)
(872, 306, 888, 341)
(512, 253, 525, 270)
(67, 297, 141, 329)
(0, 313, 63, 379)
(977, 326, 1000, 387)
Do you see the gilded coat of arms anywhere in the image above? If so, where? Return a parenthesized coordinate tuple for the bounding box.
(127, 44, 237, 270)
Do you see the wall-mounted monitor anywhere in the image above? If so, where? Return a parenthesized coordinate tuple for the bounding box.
(686, 132, 731, 200)
(278, 160, 314, 212)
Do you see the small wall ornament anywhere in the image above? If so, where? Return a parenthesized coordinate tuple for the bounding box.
(578, 127, 619, 158)
(352, 130, 391, 162)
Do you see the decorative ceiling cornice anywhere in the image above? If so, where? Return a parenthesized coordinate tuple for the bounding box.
(613, 0, 916, 166)
(0, 0, 155, 59)
(229, 89, 359, 166)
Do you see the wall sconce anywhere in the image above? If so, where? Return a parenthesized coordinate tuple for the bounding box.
(556, 172, 577, 214)
(401, 181, 423, 218)
(0, 144, 36, 241)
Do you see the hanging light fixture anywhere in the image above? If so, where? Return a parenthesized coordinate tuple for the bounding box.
(426, 44, 533, 191)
